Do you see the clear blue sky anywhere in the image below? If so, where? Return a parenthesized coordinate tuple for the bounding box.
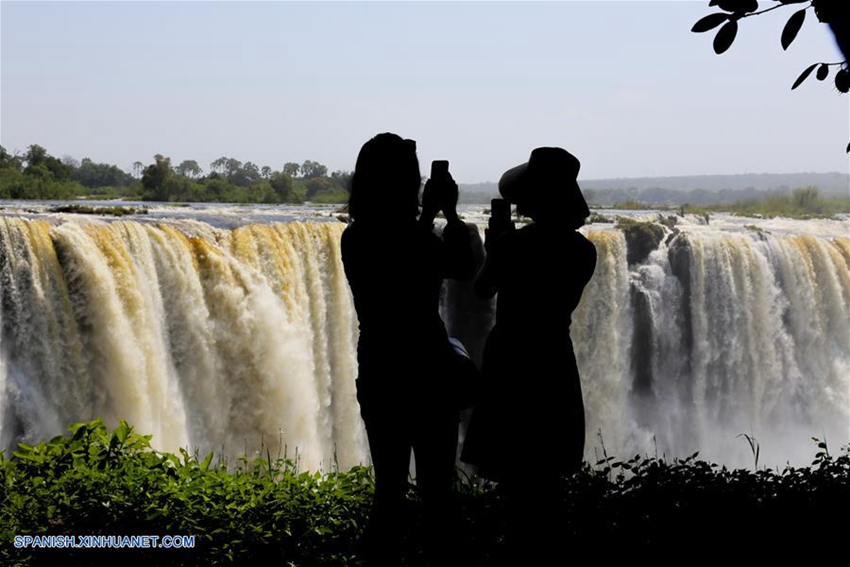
(2, 0, 848, 183)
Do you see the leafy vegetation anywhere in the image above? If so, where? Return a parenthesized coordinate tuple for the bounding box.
(692, 1, 848, 95)
(708, 185, 849, 218)
(573, 175, 850, 209)
(609, 199, 647, 211)
(691, 0, 849, 152)
(1, 419, 372, 566)
(0, 144, 352, 204)
(2, 419, 847, 565)
(48, 205, 149, 217)
(605, 186, 849, 220)
(0, 146, 82, 200)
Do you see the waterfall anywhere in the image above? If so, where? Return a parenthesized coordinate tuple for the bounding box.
(0, 215, 847, 468)
(581, 226, 850, 466)
(0, 218, 366, 471)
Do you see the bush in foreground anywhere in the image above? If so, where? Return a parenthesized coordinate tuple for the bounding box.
(1, 419, 848, 565)
(1, 419, 372, 566)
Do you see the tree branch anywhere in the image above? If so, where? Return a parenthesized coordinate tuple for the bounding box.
(741, 2, 805, 19)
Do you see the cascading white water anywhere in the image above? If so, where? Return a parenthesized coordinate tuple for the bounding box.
(570, 231, 636, 460)
(592, 225, 850, 466)
(0, 218, 366, 471)
(0, 214, 847, 468)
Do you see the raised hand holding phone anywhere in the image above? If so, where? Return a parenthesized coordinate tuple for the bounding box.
(485, 197, 514, 252)
(421, 160, 459, 225)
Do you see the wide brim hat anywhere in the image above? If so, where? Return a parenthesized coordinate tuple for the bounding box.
(498, 147, 590, 219)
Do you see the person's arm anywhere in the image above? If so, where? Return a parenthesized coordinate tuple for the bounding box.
(419, 179, 440, 230)
(474, 232, 502, 299)
(340, 224, 363, 296)
(565, 234, 597, 309)
(437, 173, 476, 281)
(441, 218, 476, 281)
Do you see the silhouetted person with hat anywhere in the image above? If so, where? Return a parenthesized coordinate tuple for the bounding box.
(462, 147, 596, 564)
(340, 133, 475, 565)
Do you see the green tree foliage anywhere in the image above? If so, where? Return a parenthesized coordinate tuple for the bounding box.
(703, 185, 848, 218)
(224, 158, 242, 178)
(175, 159, 203, 179)
(1, 144, 350, 204)
(229, 161, 261, 187)
(283, 162, 300, 177)
(141, 154, 174, 201)
(209, 157, 228, 175)
(62, 155, 80, 170)
(163, 175, 199, 202)
(244, 180, 278, 204)
(23, 144, 47, 167)
(305, 177, 335, 199)
(300, 160, 328, 179)
(25, 144, 72, 182)
(269, 172, 296, 202)
(1, 146, 138, 199)
(0, 146, 22, 172)
(72, 158, 135, 188)
(0, 144, 82, 199)
(331, 170, 353, 192)
(791, 185, 818, 208)
(607, 185, 848, 219)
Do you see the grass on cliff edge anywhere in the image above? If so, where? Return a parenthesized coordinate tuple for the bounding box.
(1, 419, 848, 565)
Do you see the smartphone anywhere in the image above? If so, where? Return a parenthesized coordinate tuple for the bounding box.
(431, 160, 449, 182)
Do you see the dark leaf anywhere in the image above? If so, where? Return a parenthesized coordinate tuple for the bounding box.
(713, 20, 738, 54)
(713, 0, 758, 13)
(741, 0, 759, 13)
(791, 63, 818, 89)
(781, 9, 806, 50)
(692, 13, 730, 33)
(846, 141, 849, 154)
(835, 69, 850, 93)
(816, 64, 829, 81)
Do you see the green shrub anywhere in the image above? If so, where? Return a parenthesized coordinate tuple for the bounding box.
(1, 420, 847, 564)
(0, 419, 373, 566)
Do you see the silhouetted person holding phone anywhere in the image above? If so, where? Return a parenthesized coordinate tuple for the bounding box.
(462, 147, 596, 564)
(341, 133, 474, 565)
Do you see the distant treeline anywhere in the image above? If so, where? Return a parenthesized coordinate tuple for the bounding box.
(609, 186, 849, 220)
(700, 187, 849, 219)
(459, 172, 849, 206)
(584, 185, 849, 208)
(0, 144, 351, 204)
